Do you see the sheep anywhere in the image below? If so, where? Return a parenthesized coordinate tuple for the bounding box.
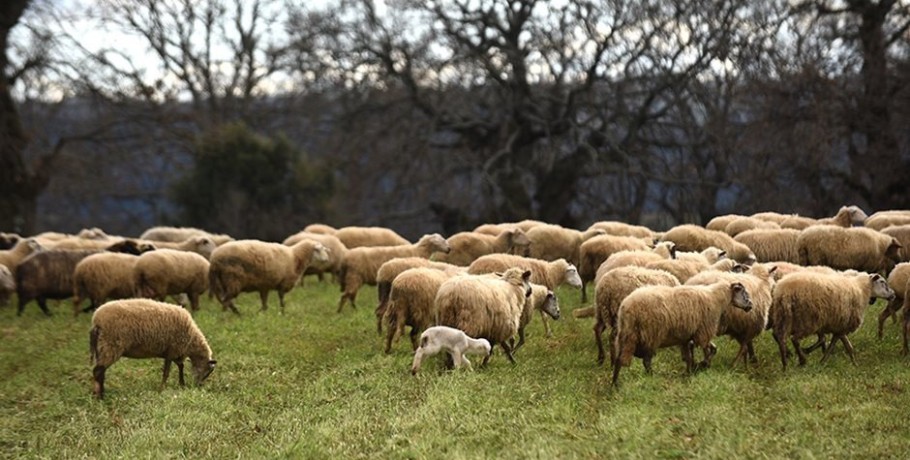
(750, 212, 796, 225)
(137, 236, 217, 259)
(591, 266, 680, 366)
(334, 226, 410, 248)
(375, 257, 463, 334)
(0, 237, 44, 275)
(817, 205, 868, 227)
(208, 239, 330, 314)
(434, 229, 531, 267)
(876, 262, 910, 339)
(685, 263, 777, 367)
(880, 225, 910, 262)
(0, 264, 14, 306)
(660, 224, 756, 264)
(675, 247, 727, 265)
(337, 234, 450, 313)
(865, 211, 910, 231)
(771, 271, 894, 369)
(52, 237, 157, 253)
(467, 254, 581, 337)
(723, 217, 781, 237)
(140, 226, 233, 246)
(15, 241, 155, 316)
(577, 234, 652, 302)
(525, 224, 605, 267)
(72, 252, 143, 316)
(282, 231, 348, 282)
(797, 226, 902, 274)
(645, 256, 739, 284)
(134, 249, 211, 311)
(0, 232, 21, 250)
(705, 214, 745, 232)
(303, 223, 338, 235)
(435, 268, 532, 364)
(409, 326, 492, 375)
(594, 241, 677, 285)
(89, 299, 217, 399)
(586, 221, 655, 239)
(473, 220, 546, 236)
(611, 281, 752, 386)
(512, 283, 561, 352)
(383, 268, 459, 353)
(733, 228, 801, 264)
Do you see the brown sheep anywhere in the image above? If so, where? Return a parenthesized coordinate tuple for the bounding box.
(880, 225, 910, 262)
(374, 257, 463, 334)
(577, 234, 652, 303)
(434, 229, 531, 266)
(797, 226, 901, 274)
(134, 249, 211, 311)
(383, 268, 459, 354)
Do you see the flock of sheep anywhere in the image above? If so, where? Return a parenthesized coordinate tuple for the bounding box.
(2, 204, 910, 397)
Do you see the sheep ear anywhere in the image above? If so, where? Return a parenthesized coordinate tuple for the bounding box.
(731, 282, 744, 293)
(522, 270, 532, 281)
(767, 265, 778, 274)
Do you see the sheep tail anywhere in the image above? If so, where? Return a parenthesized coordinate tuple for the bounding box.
(573, 306, 595, 319)
(89, 325, 100, 365)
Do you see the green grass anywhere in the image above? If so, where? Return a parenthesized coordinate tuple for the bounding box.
(2, 281, 910, 459)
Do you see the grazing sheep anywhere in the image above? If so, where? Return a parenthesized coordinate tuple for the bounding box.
(865, 211, 910, 231)
(16, 242, 155, 316)
(90, 299, 217, 399)
(723, 217, 780, 237)
(303, 223, 338, 235)
(611, 281, 753, 386)
(686, 264, 777, 367)
(578, 234, 652, 302)
(467, 254, 581, 337)
(383, 268, 459, 354)
(512, 283, 561, 352)
(209, 239, 330, 314)
(660, 224, 756, 264)
(0, 264, 14, 306)
(771, 271, 894, 369)
(797, 226, 902, 274)
(592, 266, 680, 366)
(282, 231, 348, 282)
(0, 232, 21, 250)
(880, 225, 910, 262)
(734, 228, 801, 264)
(525, 224, 605, 267)
(816, 205, 868, 227)
(434, 229, 531, 266)
(750, 212, 795, 225)
(337, 234, 450, 312)
(140, 226, 233, 246)
(334, 226, 410, 248)
(73, 253, 142, 316)
(409, 326, 492, 375)
(877, 262, 910, 339)
(134, 249, 211, 311)
(0, 237, 44, 274)
(375, 257, 463, 334)
(435, 268, 532, 364)
(705, 214, 745, 232)
(586, 221, 654, 239)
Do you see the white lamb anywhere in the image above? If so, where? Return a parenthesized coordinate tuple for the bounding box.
(410, 326, 492, 375)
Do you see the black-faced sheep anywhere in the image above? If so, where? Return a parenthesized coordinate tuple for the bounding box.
(733, 228, 801, 264)
(134, 249, 211, 311)
(73, 252, 142, 316)
(409, 326, 491, 375)
(771, 271, 894, 369)
(375, 257, 463, 334)
(208, 239, 330, 314)
(434, 229, 531, 266)
(337, 234, 450, 312)
(611, 281, 752, 386)
(90, 299, 216, 399)
(467, 254, 581, 337)
(660, 224, 756, 264)
(686, 263, 777, 367)
(383, 267, 460, 354)
(797, 226, 902, 274)
(334, 226, 410, 248)
(435, 268, 532, 364)
(577, 234, 652, 302)
(592, 266, 680, 366)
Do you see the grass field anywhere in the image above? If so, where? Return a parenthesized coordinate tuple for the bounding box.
(2, 279, 909, 459)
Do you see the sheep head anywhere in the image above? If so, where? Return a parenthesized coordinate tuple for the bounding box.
(869, 273, 895, 303)
(730, 282, 752, 312)
(564, 263, 582, 288)
(420, 233, 451, 254)
(542, 290, 560, 320)
(191, 357, 217, 386)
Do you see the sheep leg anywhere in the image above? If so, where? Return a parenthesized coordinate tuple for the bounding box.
(680, 344, 694, 374)
(162, 359, 172, 387)
(698, 342, 717, 370)
(513, 328, 526, 352)
(92, 365, 106, 399)
(258, 290, 269, 311)
(580, 282, 587, 303)
(790, 338, 807, 366)
(278, 290, 288, 313)
(409, 327, 421, 351)
(903, 308, 910, 356)
(774, 332, 789, 370)
(539, 310, 553, 338)
(500, 341, 516, 364)
(37, 297, 52, 316)
(746, 341, 758, 365)
(802, 334, 827, 354)
(878, 297, 901, 339)
(410, 348, 426, 375)
(460, 354, 473, 371)
(594, 319, 607, 366)
(223, 297, 241, 315)
(839, 336, 857, 365)
(482, 342, 494, 367)
(189, 293, 200, 312)
(731, 343, 749, 368)
(820, 334, 840, 363)
(642, 355, 654, 374)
